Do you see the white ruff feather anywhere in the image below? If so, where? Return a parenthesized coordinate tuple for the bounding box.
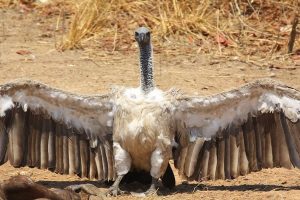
(123, 87, 165, 103)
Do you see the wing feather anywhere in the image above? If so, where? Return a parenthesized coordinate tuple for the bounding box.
(177, 146, 188, 177)
(0, 80, 116, 181)
(287, 119, 300, 156)
(197, 141, 210, 181)
(275, 113, 292, 169)
(100, 144, 108, 179)
(89, 148, 97, 179)
(40, 118, 49, 169)
(56, 123, 63, 174)
(79, 136, 89, 178)
(67, 129, 76, 174)
(207, 139, 217, 180)
(0, 80, 113, 142)
(95, 146, 104, 180)
(105, 143, 115, 180)
(47, 119, 56, 170)
(216, 136, 225, 179)
(253, 117, 262, 170)
(8, 108, 27, 167)
(229, 126, 239, 178)
(28, 114, 36, 167)
(62, 125, 69, 174)
(224, 129, 231, 179)
(280, 112, 300, 168)
(184, 138, 204, 177)
(238, 127, 249, 175)
(174, 79, 300, 181)
(0, 119, 8, 165)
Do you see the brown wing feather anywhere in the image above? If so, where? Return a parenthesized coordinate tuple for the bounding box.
(0, 118, 8, 165)
(174, 79, 300, 181)
(176, 112, 300, 181)
(0, 80, 115, 181)
(207, 139, 217, 180)
(3, 107, 115, 180)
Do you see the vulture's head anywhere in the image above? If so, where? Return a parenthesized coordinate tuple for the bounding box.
(135, 27, 151, 46)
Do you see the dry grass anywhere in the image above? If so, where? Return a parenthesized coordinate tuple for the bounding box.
(60, 0, 217, 50)
(59, 0, 300, 58)
(0, 0, 299, 58)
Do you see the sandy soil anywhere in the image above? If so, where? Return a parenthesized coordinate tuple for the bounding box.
(0, 7, 300, 200)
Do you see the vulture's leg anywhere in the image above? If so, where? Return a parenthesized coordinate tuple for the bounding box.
(67, 142, 131, 197)
(145, 148, 169, 195)
(106, 142, 132, 196)
(144, 177, 159, 195)
(106, 174, 126, 196)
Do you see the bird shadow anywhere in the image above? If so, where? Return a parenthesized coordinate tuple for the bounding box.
(163, 183, 300, 194)
(36, 179, 300, 196)
(36, 180, 108, 189)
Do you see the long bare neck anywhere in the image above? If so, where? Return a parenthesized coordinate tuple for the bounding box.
(138, 42, 154, 94)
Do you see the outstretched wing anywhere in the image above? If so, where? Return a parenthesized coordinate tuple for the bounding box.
(0, 80, 116, 181)
(173, 79, 300, 181)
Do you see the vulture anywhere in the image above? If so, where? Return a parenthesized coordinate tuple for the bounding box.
(0, 27, 299, 197)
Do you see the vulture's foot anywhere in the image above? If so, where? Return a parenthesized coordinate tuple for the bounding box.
(106, 186, 127, 197)
(106, 175, 127, 197)
(144, 178, 159, 196)
(65, 183, 104, 199)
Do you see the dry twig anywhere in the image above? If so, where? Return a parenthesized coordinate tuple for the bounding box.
(288, 14, 299, 54)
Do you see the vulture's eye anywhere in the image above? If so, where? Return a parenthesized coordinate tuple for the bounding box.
(135, 32, 139, 37)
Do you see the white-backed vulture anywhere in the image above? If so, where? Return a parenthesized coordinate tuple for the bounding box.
(0, 27, 299, 196)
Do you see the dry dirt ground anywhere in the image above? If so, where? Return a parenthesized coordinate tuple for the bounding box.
(0, 7, 300, 200)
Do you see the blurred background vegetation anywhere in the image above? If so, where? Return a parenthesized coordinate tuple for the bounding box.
(0, 0, 299, 59)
